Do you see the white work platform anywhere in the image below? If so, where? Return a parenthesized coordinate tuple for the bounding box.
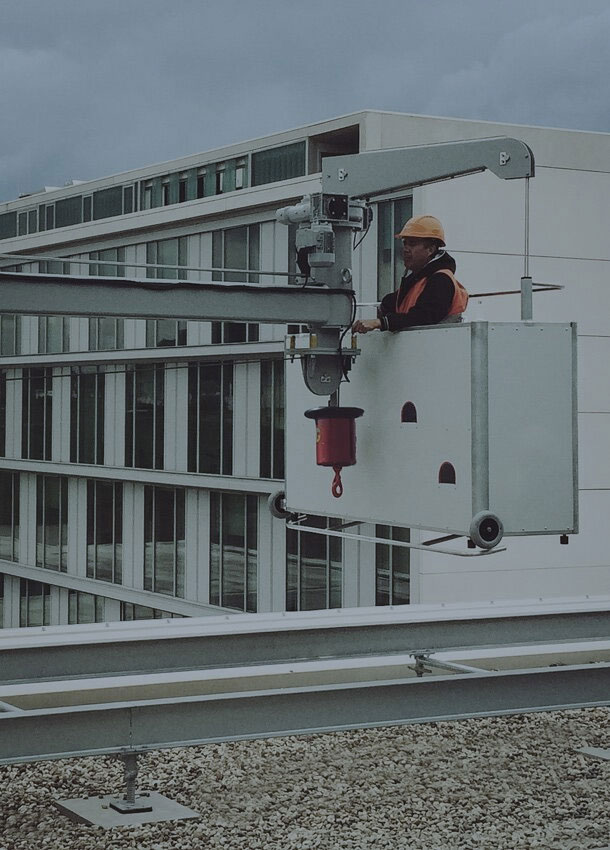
(286, 321, 578, 541)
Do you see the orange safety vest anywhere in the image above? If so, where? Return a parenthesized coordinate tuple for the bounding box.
(396, 269, 468, 318)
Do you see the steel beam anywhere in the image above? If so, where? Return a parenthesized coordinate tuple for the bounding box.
(0, 663, 607, 765)
(322, 137, 535, 198)
(0, 272, 353, 326)
(1, 598, 608, 683)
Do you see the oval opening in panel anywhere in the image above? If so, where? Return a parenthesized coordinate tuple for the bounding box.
(438, 462, 456, 484)
(400, 402, 417, 423)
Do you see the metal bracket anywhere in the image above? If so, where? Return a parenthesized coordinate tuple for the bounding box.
(108, 753, 153, 814)
(285, 520, 507, 557)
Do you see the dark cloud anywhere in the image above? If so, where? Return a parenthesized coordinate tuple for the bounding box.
(1, 0, 609, 202)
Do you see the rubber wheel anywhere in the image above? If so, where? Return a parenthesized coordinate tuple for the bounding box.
(267, 490, 291, 520)
(469, 511, 504, 550)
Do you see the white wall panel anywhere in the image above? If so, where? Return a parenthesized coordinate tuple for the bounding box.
(578, 414, 610, 489)
(578, 336, 610, 413)
(420, 171, 525, 256)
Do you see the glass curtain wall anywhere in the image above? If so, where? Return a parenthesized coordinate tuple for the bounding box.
(22, 368, 52, 460)
(377, 197, 413, 301)
(375, 525, 410, 605)
(145, 238, 188, 345)
(211, 224, 260, 343)
(68, 591, 105, 624)
(20, 580, 51, 627)
(286, 516, 342, 611)
(210, 492, 257, 612)
(0, 315, 21, 356)
(87, 481, 123, 583)
(36, 476, 68, 572)
(143, 486, 185, 597)
(0, 471, 19, 561)
(89, 248, 126, 351)
(187, 362, 233, 475)
(38, 317, 70, 354)
(0, 370, 5, 456)
(125, 365, 164, 469)
(70, 367, 105, 464)
(260, 359, 284, 479)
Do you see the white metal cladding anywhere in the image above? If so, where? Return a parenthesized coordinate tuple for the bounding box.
(285, 321, 577, 537)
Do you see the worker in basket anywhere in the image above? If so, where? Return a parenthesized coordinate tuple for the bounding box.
(352, 215, 468, 334)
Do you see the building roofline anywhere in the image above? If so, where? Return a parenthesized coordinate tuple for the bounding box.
(356, 107, 610, 139)
(4, 108, 609, 208)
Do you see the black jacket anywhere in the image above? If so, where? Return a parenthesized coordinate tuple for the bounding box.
(378, 251, 458, 332)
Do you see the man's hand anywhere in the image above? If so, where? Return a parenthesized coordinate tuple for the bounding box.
(352, 318, 381, 334)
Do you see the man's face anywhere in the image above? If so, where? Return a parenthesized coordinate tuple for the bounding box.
(401, 237, 435, 273)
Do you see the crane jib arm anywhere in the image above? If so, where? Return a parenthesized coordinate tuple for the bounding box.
(0, 272, 354, 327)
(322, 137, 535, 198)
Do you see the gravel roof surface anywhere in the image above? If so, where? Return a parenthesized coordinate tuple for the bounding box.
(0, 707, 608, 850)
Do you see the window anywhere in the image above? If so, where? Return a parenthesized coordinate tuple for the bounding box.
(18, 211, 27, 236)
(39, 316, 70, 354)
(125, 365, 164, 469)
(55, 196, 83, 228)
(211, 224, 260, 342)
(0, 471, 19, 561)
(212, 224, 260, 283)
(123, 186, 134, 214)
(92, 186, 123, 220)
(286, 516, 342, 611)
(210, 492, 257, 611)
(83, 196, 92, 222)
(0, 370, 5, 457)
(251, 141, 306, 186)
(146, 236, 187, 280)
(87, 481, 122, 583)
(1, 315, 21, 356)
(196, 168, 206, 199)
(162, 180, 170, 206)
(121, 602, 184, 621)
(144, 486, 185, 597)
(377, 197, 413, 301)
(146, 319, 187, 348)
(211, 323, 259, 344)
(187, 362, 233, 475)
(375, 525, 410, 606)
(235, 159, 247, 190)
(70, 367, 105, 464)
(68, 591, 105, 624)
(178, 174, 188, 203)
(39, 259, 70, 275)
(142, 180, 153, 210)
(260, 359, 284, 479)
(20, 580, 51, 627)
(36, 475, 68, 572)
(215, 164, 225, 194)
(0, 574, 3, 628)
(90, 247, 125, 277)
(89, 318, 124, 351)
(0, 212, 17, 240)
(22, 368, 52, 460)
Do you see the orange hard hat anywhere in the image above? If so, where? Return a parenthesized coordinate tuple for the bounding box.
(396, 215, 445, 246)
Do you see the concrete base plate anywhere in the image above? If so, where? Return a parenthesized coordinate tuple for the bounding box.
(576, 747, 610, 761)
(54, 791, 200, 827)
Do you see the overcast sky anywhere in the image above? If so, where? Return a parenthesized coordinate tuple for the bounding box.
(1, 0, 609, 203)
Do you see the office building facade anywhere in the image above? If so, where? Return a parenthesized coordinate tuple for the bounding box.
(0, 111, 608, 627)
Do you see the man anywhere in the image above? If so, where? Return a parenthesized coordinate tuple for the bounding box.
(352, 215, 468, 334)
